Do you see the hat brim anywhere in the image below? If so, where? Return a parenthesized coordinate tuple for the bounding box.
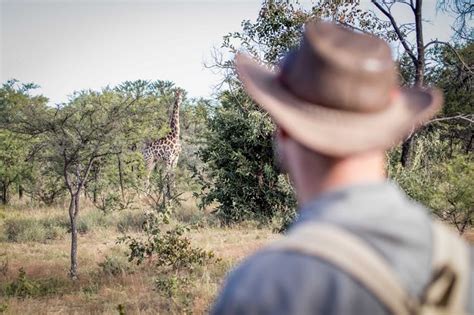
(235, 53, 443, 156)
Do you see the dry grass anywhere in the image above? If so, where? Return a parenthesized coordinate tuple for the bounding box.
(0, 203, 276, 315)
(0, 202, 472, 315)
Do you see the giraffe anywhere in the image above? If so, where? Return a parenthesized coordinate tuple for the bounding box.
(142, 90, 182, 200)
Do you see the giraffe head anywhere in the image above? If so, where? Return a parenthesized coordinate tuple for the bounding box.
(175, 89, 183, 103)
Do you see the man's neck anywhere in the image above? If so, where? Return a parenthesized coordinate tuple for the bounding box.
(295, 153, 386, 206)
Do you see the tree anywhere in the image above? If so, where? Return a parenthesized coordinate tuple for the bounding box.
(427, 42, 473, 154)
(198, 89, 296, 225)
(388, 40, 472, 232)
(201, 0, 387, 227)
(0, 80, 47, 204)
(0, 130, 30, 204)
(437, 0, 473, 41)
(371, 0, 472, 167)
(1, 80, 174, 279)
(432, 155, 473, 235)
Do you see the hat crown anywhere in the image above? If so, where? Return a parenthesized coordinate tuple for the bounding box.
(279, 21, 397, 113)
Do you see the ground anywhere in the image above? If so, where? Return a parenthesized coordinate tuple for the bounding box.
(0, 201, 277, 315)
(0, 201, 472, 315)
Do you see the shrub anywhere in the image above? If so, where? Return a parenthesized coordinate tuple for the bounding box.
(0, 253, 8, 276)
(115, 210, 147, 233)
(153, 274, 195, 313)
(81, 282, 100, 296)
(1, 268, 65, 298)
(98, 255, 130, 277)
(74, 210, 108, 234)
(390, 144, 473, 234)
(3, 214, 70, 243)
(94, 192, 138, 214)
(4, 218, 47, 242)
(120, 210, 218, 271)
(154, 275, 191, 298)
(197, 91, 296, 226)
(154, 225, 217, 270)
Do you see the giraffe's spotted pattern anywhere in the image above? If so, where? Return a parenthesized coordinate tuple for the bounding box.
(142, 90, 182, 175)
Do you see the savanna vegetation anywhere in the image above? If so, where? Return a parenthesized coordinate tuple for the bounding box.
(0, 0, 472, 314)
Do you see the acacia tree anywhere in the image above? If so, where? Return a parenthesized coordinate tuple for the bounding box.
(1, 80, 172, 279)
(0, 80, 48, 204)
(0, 131, 30, 204)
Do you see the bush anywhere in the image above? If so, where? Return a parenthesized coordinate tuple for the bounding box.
(98, 255, 130, 276)
(154, 275, 191, 298)
(115, 210, 147, 233)
(1, 268, 66, 298)
(390, 139, 473, 234)
(197, 90, 296, 227)
(74, 210, 109, 234)
(4, 218, 47, 242)
(0, 207, 142, 243)
(0, 252, 8, 278)
(3, 214, 69, 243)
(120, 210, 218, 271)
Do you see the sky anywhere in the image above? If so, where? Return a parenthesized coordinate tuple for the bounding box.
(1, 0, 455, 105)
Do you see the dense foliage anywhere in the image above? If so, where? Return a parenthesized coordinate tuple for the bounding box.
(198, 90, 296, 226)
(0, 79, 207, 278)
(0, 1, 472, 286)
(198, 0, 472, 231)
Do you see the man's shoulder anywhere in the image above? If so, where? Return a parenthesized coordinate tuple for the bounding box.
(226, 248, 339, 286)
(211, 248, 386, 315)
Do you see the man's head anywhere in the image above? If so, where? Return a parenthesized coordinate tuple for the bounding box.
(235, 21, 443, 204)
(274, 126, 386, 204)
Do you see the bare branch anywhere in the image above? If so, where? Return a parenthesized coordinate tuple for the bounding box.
(371, 0, 418, 64)
(424, 40, 473, 73)
(338, 22, 373, 35)
(426, 114, 474, 125)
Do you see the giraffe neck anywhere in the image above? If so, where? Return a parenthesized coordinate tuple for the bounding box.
(169, 92, 181, 140)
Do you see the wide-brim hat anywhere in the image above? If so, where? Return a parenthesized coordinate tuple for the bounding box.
(235, 21, 443, 156)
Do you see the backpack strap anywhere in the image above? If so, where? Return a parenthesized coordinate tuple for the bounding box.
(266, 222, 415, 315)
(265, 221, 470, 315)
(419, 221, 470, 314)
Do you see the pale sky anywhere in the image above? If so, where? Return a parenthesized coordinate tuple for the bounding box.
(1, 0, 455, 105)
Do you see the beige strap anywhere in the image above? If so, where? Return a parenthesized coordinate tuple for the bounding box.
(267, 223, 414, 315)
(421, 221, 469, 314)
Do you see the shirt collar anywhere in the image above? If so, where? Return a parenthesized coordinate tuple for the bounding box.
(291, 180, 402, 229)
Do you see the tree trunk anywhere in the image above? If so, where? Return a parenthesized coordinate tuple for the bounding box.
(1, 181, 9, 205)
(93, 165, 98, 204)
(400, 0, 424, 167)
(400, 136, 413, 168)
(18, 184, 24, 200)
(117, 154, 125, 200)
(414, 0, 424, 88)
(1, 182, 5, 205)
(68, 193, 79, 280)
(93, 187, 97, 204)
(465, 134, 473, 154)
